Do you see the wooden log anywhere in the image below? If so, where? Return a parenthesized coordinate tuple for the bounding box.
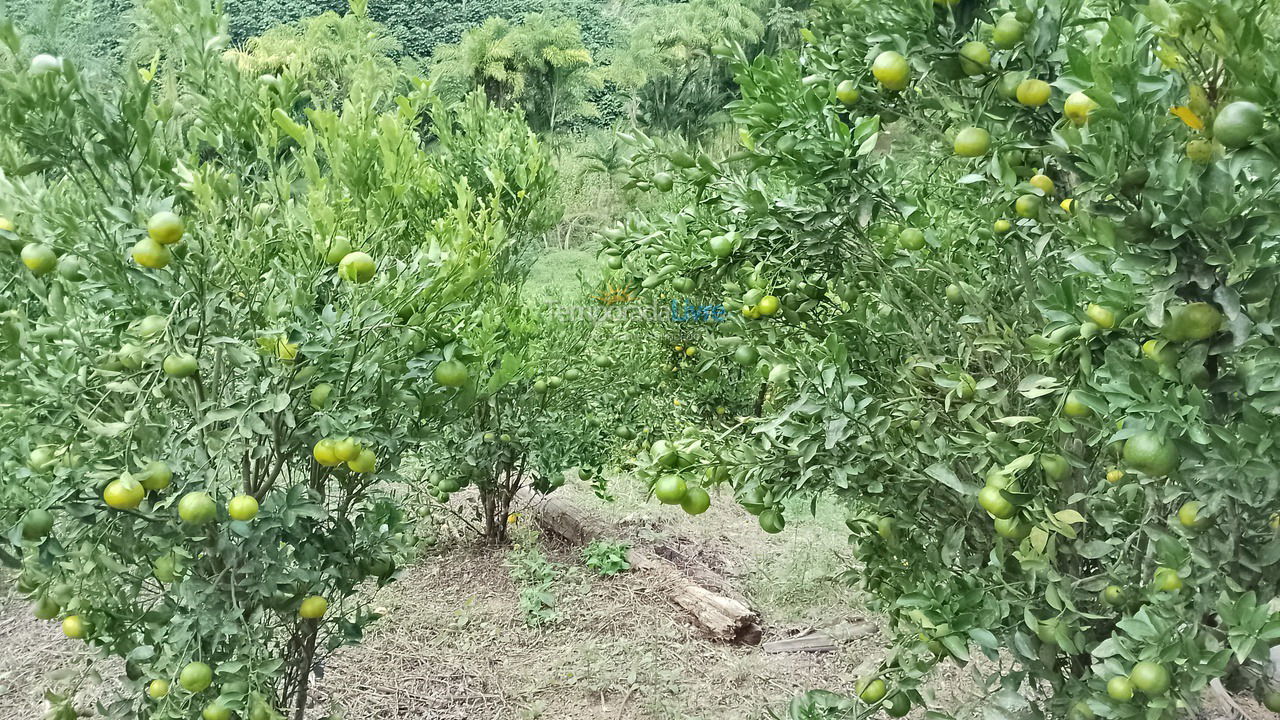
(514, 488, 763, 645)
(762, 629, 840, 654)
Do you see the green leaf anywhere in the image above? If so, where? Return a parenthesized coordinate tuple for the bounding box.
(925, 463, 976, 496)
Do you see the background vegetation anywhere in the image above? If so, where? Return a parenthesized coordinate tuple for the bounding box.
(2, 0, 1279, 719)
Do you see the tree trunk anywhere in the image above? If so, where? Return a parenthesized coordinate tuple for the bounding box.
(292, 621, 319, 720)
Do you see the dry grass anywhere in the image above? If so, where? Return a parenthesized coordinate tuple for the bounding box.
(1, 473, 1261, 719)
(310, 476, 880, 718)
(312, 541, 862, 719)
(0, 590, 121, 719)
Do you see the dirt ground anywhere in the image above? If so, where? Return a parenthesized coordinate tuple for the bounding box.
(0, 480, 886, 720)
(311, 479, 886, 719)
(0, 478, 1265, 719)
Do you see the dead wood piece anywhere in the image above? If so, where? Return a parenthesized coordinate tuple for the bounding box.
(762, 629, 839, 654)
(823, 619, 878, 642)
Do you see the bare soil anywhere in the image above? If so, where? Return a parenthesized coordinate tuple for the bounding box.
(0, 481, 881, 719)
(0, 478, 1263, 720)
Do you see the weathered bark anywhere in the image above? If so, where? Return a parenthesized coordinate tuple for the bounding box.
(292, 621, 319, 720)
(513, 488, 762, 645)
(761, 628, 840, 654)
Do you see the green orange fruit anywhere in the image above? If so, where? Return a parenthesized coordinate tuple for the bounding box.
(958, 41, 990, 75)
(1085, 303, 1116, 329)
(1062, 390, 1092, 418)
(313, 438, 341, 466)
(1186, 139, 1215, 163)
(954, 127, 991, 157)
(132, 238, 172, 269)
(1152, 567, 1183, 592)
(1129, 661, 1170, 695)
(1164, 302, 1222, 342)
(147, 211, 185, 245)
(163, 353, 198, 378)
(992, 13, 1025, 49)
(680, 487, 711, 515)
(103, 476, 146, 509)
(347, 448, 376, 473)
(653, 475, 688, 504)
(338, 251, 375, 283)
(434, 360, 469, 387)
(228, 494, 260, 521)
(1016, 78, 1052, 106)
(315, 235, 352, 264)
(1122, 431, 1179, 476)
(299, 595, 328, 619)
(899, 228, 926, 250)
(1212, 101, 1263, 148)
(1176, 500, 1209, 530)
(21, 509, 54, 540)
(857, 678, 888, 703)
(835, 80, 860, 105)
(21, 243, 57, 275)
(177, 491, 217, 524)
(758, 508, 785, 533)
(1029, 173, 1055, 195)
(1064, 91, 1098, 125)
(62, 615, 86, 639)
(872, 51, 910, 91)
(978, 485, 1016, 519)
(1107, 676, 1134, 702)
(202, 703, 232, 720)
(179, 661, 213, 692)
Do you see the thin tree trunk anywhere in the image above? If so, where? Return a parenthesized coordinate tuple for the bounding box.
(753, 381, 768, 416)
(292, 622, 319, 720)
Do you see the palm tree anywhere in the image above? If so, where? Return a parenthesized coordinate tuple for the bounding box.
(430, 13, 600, 132)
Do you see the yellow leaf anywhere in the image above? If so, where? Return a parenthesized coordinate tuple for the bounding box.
(1170, 106, 1205, 131)
(1154, 44, 1185, 70)
(1055, 509, 1086, 525)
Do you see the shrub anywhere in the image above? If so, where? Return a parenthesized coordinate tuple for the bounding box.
(614, 0, 1280, 716)
(0, 0, 555, 716)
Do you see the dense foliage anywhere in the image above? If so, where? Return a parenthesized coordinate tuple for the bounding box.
(607, 0, 768, 135)
(611, 0, 1280, 717)
(5, 0, 1280, 718)
(365, 0, 630, 58)
(0, 0, 562, 717)
(0, 0, 132, 69)
(222, 1, 407, 105)
(429, 12, 599, 133)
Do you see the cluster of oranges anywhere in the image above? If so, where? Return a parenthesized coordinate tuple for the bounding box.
(313, 436, 377, 473)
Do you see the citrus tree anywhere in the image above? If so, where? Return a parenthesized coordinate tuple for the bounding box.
(417, 270, 747, 540)
(416, 300, 597, 541)
(608, 0, 1280, 717)
(0, 1, 554, 718)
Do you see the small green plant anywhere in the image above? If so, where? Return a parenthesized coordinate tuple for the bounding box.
(581, 539, 631, 576)
(517, 585, 560, 627)
(507, 532, 562, 626)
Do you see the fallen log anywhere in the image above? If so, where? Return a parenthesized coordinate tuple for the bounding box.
(514, 488, 763, 645)
(762, 628, 840, 654)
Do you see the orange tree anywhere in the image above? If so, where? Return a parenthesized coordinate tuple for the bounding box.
(416, 299, 607, 543)
(608, 0, 1280, 717)
(0, 2, 553, 718)
(418, 273, 753, 539)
